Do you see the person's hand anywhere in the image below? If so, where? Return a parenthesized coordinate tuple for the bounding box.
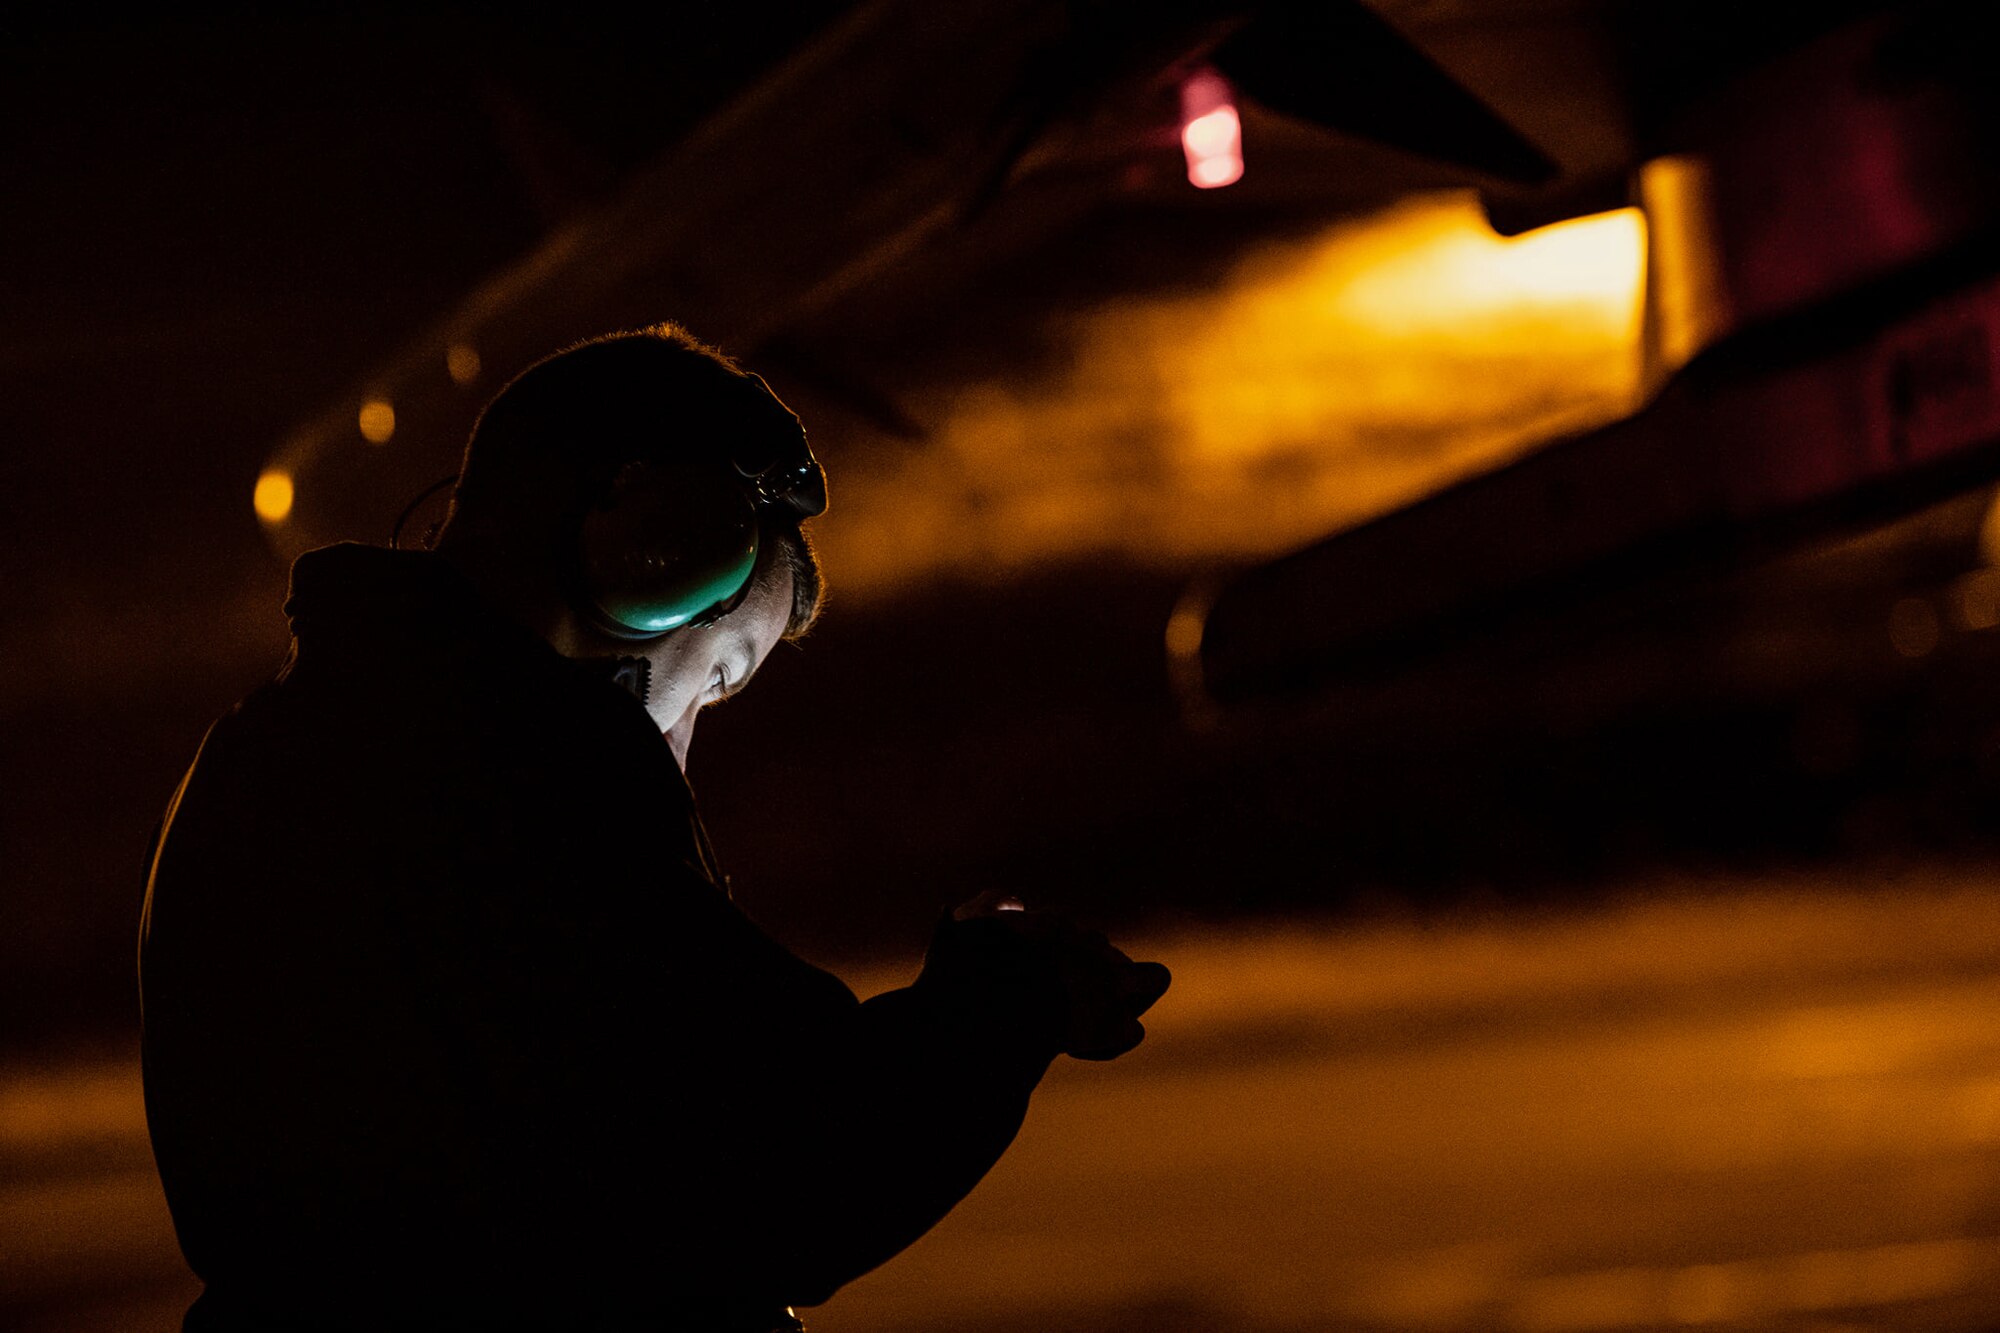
(950, 891, 1171, 1061)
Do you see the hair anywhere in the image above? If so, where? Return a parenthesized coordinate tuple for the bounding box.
(444, 322, 824, 639)
(766, 520, 823, 642)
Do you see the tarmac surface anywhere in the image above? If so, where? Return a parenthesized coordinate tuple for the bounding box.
(11, 870, 2000, 1332)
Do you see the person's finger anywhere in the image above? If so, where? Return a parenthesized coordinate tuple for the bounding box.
(952, 888, 1028, 921)
(1070, 1016, 1145, 1061)
(1121, 961, 1171, 1016)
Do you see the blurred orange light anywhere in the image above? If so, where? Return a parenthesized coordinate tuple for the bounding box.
(1955, 569, 2000, 630)
(1978, 490, 2000, 566)
(814, 194, 1648, 598)
(253, 469, 295, 524)
(1638, 155, 1732, 379)
(445, 343, 482, 386)
(1164, 600, 1205, 661)
(358, 399, 396, 445)
(1337, 207, 1647, 329)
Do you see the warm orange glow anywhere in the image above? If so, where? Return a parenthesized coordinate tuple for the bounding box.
(1956, 568, 2000, 630)
(1510, 1238, 1987, 1331)
(1978, 489, 2000, 566)
(1639, 154, 1732, 379)
(252, 469, 294, 524)
(445, 343, 482, 386)
(26, 874, 2000, 1329)
(816, 876, 2000, 1331)
(816, 194, 1649, 598)
(1163, 599, 1205, 662)
(358, 398, 396, 444)
(0, 1062, 146, 1148)
(1333, 205, 1646, 329)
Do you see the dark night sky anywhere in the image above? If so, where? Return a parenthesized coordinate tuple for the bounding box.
(12, 0, 1999, 1060)
(1, 7, 861, 1049)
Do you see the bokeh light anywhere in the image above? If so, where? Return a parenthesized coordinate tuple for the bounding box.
(1180, 71, 1243, 190)
(358, 399, 397, 445)
(252, 469, 294, 524)
(1954, 568, 2000, 630)
(1189, 151, 1243, 188)
(446, 343, 482, 386)
(1183, 107, 1239, 159)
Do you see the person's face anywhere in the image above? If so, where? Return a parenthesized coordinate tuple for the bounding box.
(635, 564, 793, 770)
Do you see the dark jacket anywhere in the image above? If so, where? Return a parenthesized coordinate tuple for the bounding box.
(139, 543, 1060, 1331)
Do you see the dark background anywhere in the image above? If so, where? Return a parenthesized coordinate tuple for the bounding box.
(3, 5, 853, 1049)
(12, 0, 2000, 1067)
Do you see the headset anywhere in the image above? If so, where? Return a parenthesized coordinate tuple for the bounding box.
(574, 376, 825, 640)
(394, 371, 826, 643)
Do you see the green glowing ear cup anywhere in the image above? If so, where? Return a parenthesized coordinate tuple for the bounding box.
(577, 464, 760, 637)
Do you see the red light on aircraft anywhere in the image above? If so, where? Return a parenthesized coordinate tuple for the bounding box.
(1181, 70, 1242, 189)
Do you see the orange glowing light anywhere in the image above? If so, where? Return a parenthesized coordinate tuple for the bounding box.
(1978, 490, 2000, 566)
(813, 194, 1648, 599)
(445, 343, 482, 386)
(1638, 154, 1732, 378)
(1180, 70, 1242, 190)
(358, 399, 397, 445)
(253, 469, 295, 524)
(1337, 206, 1648, 329)
(1164, 600, 1206, 662)
(1955, 568, 2000, 631)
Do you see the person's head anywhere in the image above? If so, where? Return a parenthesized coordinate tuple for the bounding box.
(434, 323, 825, 765)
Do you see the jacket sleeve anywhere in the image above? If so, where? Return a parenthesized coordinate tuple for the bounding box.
(424, 693, 1065, 1310)
(660, 891, 1066, 1308)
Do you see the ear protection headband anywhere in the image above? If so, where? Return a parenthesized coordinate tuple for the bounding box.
(573, 374, 826, 640)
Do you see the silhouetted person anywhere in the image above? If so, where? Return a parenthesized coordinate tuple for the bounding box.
(139, 325, 1169, 1332)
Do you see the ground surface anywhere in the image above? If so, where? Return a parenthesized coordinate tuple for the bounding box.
(11, 872, 2000, 1332)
